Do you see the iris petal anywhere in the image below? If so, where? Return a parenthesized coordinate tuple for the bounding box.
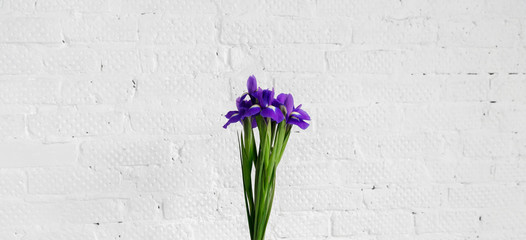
(260, 107, 276, 119)
(287, 116, 309, 129)
(246, 104, 261, 116)
(225, 111, 238, 119)
(247, 75, 257, 93)
(276, 93, 288, 104)
(284, 94, 294, 115)
(294, 108, 310, 121)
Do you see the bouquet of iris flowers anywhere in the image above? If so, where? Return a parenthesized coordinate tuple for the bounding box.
(223, 76, 310, 240)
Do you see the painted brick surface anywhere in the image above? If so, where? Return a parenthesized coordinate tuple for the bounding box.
(0, 1, 524, 239)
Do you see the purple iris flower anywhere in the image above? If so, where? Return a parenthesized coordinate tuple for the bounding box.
(253, 88, 284, 123)
(276, 93, 310, 129)
(223, 96, 261, 129)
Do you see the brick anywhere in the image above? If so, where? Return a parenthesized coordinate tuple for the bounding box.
(404, 47, 526, 74)
(484, 103, 526, 132)
(402, 103, 484, 131)
(28, 167, 121, 194)
(439, 19, 521, 48)
(140, 15, 215, 44)
(364, 185, 445, 209)
(272, 212, 329, 238)
(193, 217, 247, 240)
(132, 164, 214, 192)
(336, 159, 431, 185)
(182, 137, 240, 188)
(95, 223, 193, 240)
(278, 18, 352, 44)
(121, 0, 217, 14)
(415, 211, 479, 233)
(442, 75, 490, 102)
(332, 210, 414, 235)
(0, 114, 25, 139)
(221, 18, 276, 45)
(0, 78, 60, 104)
(81, 138, 172, 167)
(452, 159, 494, 183)
(277, 161, 333, 187)
(401, 0, 487, 19)
(262, 0, 316, 16)
(156, 48, 218, 74)
(123, 196, 160, 221)
(317, 0, 402, 17)
(259, 46, 325, 72)
(353, 17, 437, 45)
(494, 161, 526, 182)
(358, 75, 442, 103)
(100, 49, 142, 73)
(448, 185, 524, 208)
(1, 0, 36, 12)
(328, 49, 405, 74)
(0, 141, 77, 168)
(217, 189, 245, 217)
(481, 209, 526, 234)
(62, 199, 126, 224)
(36, 0, 110, 12)
(462, 133, 515, 158)
(274, 74, 358, 104)
(0, 201, 60, 226)
(28, 110, 124, 139)
(44, 47, 101, 74)
(60, 75, 134, 105)
(63, 16, 138, 42)
(283, 133, 354, 161)
(0, 18, 62, 43)
(163, 192, 217, 220)
(0, 199, 140, 226)
(379, 133, 445, 158)
(137, 74, 229, 104)
(0, 170, 26, 197)
(130, 110, 216, 135)
(276, 188, 362, 211)
(484, 0, 526, 18)
(17, 226, 97, 240)
(317, 105, 402, 132)
(490, 75, 526, 103)
(0, 45, 42, 74)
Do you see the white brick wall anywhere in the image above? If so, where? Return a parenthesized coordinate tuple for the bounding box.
(0, 0, 525, 239)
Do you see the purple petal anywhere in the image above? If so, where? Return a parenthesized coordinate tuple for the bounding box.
(273, 106, 285, 123)
(293, 107, 310, 121)
(261, 105, 284, 123)
(288, 116, 309, 130)
(223, 113, 243, 128)
(260, 107, 275, 119)
(260, 89, 274, 107)
(225, 111, 238, 119)
(276, 93, 288, 104)
(251, 117, 257, 128)
(247, 75, 257, 93)
(235, 97, 242, 110)
(284, 94, 294, 115)
(245, 104, 261, 116)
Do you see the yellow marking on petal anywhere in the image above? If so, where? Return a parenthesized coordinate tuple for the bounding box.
(268, 105, 276, 111)
(250, 104, 260, 109)
(291, 111, 301, 116)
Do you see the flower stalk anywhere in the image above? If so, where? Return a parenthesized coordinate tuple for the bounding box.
(225, 76, 310, 240)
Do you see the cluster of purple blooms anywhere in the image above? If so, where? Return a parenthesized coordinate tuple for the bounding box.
(223, 75, 310, 130)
